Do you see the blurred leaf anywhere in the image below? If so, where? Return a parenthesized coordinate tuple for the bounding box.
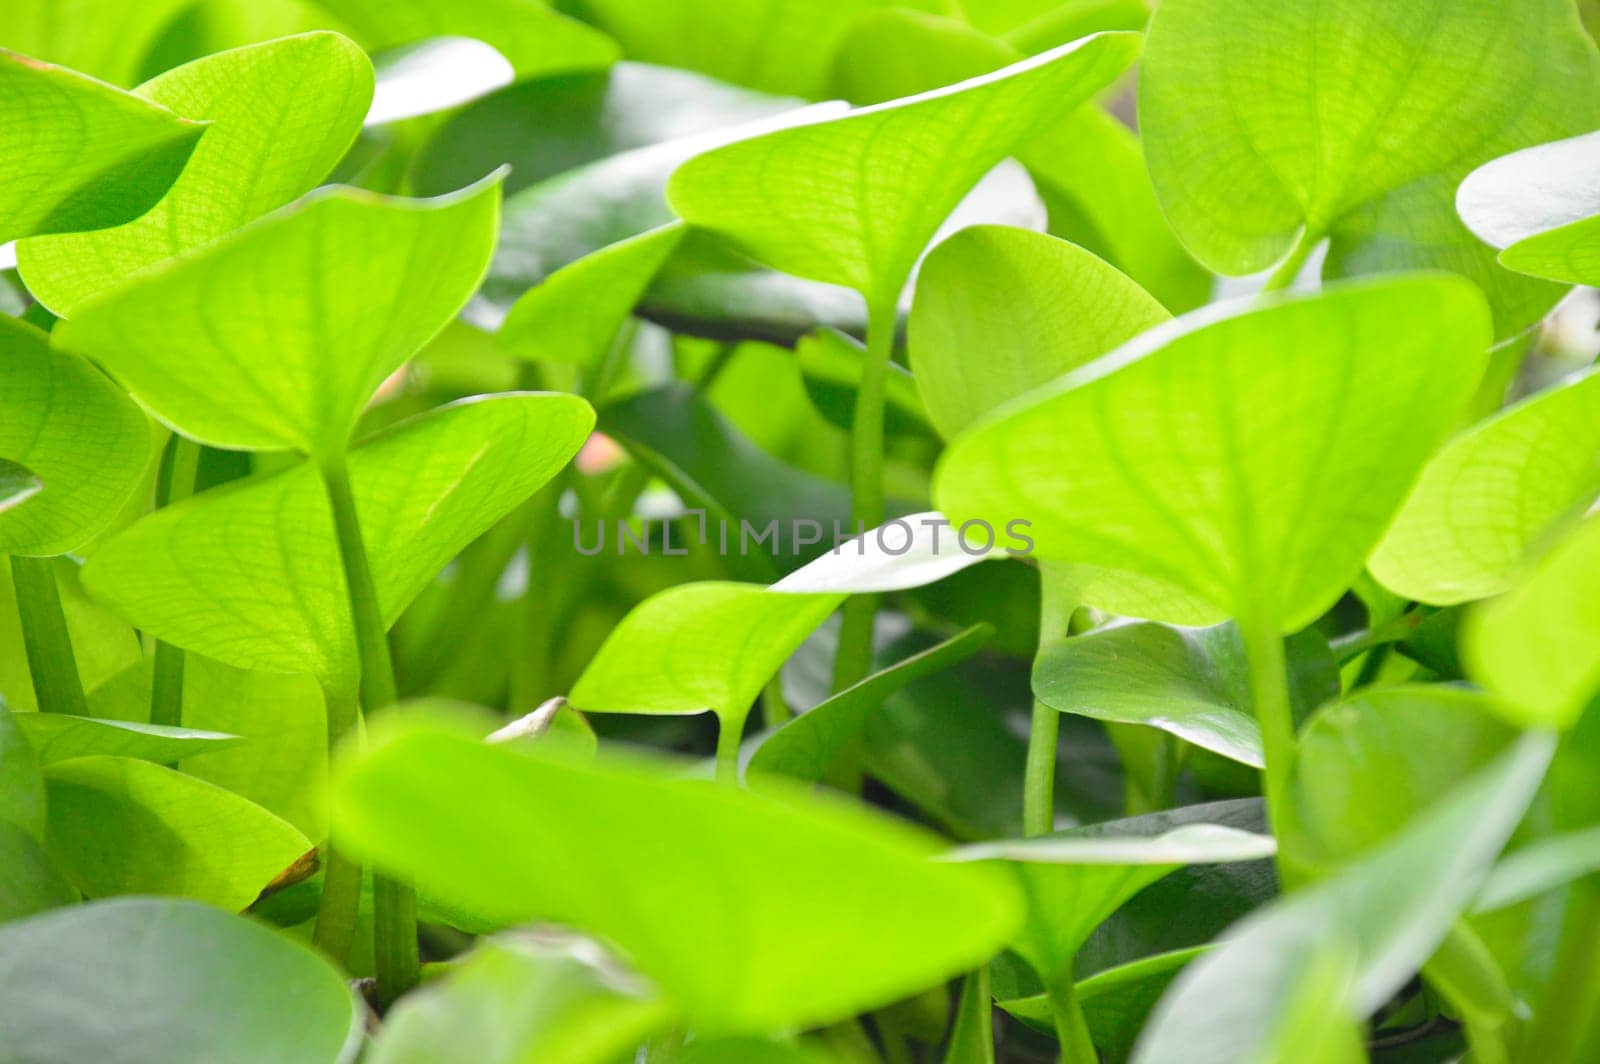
(333, 728, 1023, 1033)
(1131, 734, 1555, 1064)
(1034, 621, 1340, 769)
(668, 33, 1140, 302)
(315, 0, 617, 78)
(0, 48, 202, 242)
(1475, 827, 1600, 914)
(1371, 367, 1600, 605)
(0, 458, 41, 513)
(1458, 130, 1600, 286)
(1141, 0, 1600, 336)
(667, 1038, 834, 1064)
(0, 897, 359, 1063)
(0, 1, 198, 85)
(0, 316, 155, 556)
(0, 708, 45, 838)
(44, 755, 310, 909)
(55, 178, 502, 457)
(12, 713, 240, 765)
(18, 32, 372, 316)
(936, 276, 1491, 632)
(748, 623, 991, 781)
(1467, 516, 1600, 728)
(498, 222, 684, 365)
(370, 931, 668, 1064)
(0, 819, 76, 923)
(83, 395, 592, 692)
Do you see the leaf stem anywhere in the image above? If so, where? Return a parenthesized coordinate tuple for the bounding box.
(150, 436, 202, 728)
(1046, 974, 1097, 1064)
(832, 293, 900, 691)
(10, 555, 87, 716)
(1024, 579, 1074, 837)
(318, 452, 418, 1006)
(313, 684, 362, 967)
(715, 709, 746, 784)
(1261, 227, 1322, 294)
(945, 965, 994, 1064)
(1241, 616, 1295, 845)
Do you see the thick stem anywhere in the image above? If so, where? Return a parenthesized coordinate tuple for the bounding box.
(761, 673, 790, 728)
(1024, 578, 1075, 837)
(149, 437, 202, 728)
(1261, 227, 1322, 294)
(1241, 616, 1295, 846)
(715, 708, 747, 784)
(313, 684, 362, 966)
(832, 293, 900, 691)
(1046, 974, 1097, 1064)
(319, 453, 417, 1005)
(11, 555, 87, 716)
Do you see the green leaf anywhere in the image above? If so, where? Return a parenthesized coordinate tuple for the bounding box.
(0, 48, 203, 243)
(44, 755, 310, 910)
(935, 276, 1492, 632)
(13, 713, 241, 765)
(1370, 367, 1600, 605)
(667, 1038, 834, 1064)
(1131, 733, 1554, 1064)
(569, 582, 842, 728)
(1140, 0, 1600, 336)
(0, 556, 141, 710)
(666, 33, 1141, 302)
(951, 808, 1275, 985)
(17, 32, 373, 317)
(1458, 130, 1600, 286)
(0, 316, 155, 556)
(0, 1, 197, 86)
(0, 818, 76, 923)
(748, 623, 992, 781)
(1466, 515, 1600, 728)
(998, 947, 1206, 1058)
(1286, 686, 1517, 865)
(54, 177, 503, 457)
(332, 727, 1023, 1033)
(0, 708, 45, 838)
(82, 394, 593, 691)
(498, 222, 685, 366)
(1034, 621, 1339, 769)
(370, 932, 669, 1064)
(0, 458, 42, 513)
(0, 897, 360, 1063)
(1474, 826, 1600, 914)
(910, 226, 1170, 440)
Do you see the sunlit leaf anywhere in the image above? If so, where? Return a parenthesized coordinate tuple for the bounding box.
(54, 177, 503, 456)
(18, 32, 372, 317)
(333, 727, 1023, 1033)
(935, 276, 1491, 632)
(0, 897, 360, 1063)
(1140, 0, 1600, 335)
(82, 395, 593, 691)
(13, 713, 240, 765)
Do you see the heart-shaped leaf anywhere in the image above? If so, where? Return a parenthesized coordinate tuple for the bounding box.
(44, 755, 310, 910)
(1033, 621, 1339, 769)
(370, 932, 669, 1064)
(747, 623, 992, 782)
(1140, 0, 1600, 335)
(0, 897, 360, 1063)
(0, 316, 154, 557)
(332, 726, 1023, 1034)
(1131, 733, 1554, 1064)
(17, 32, 372, 317)
(1371, 367, 1600, 605)
(667, 32, 1141, 303)
(13, 713, 240, 765)
(1466, 515, 1600, 728)
(497, 222, 685, 366)
(0, 48, 202, 244)
(935, 276, 1492, 633)
(82, 394, 593, 691)
(54, 176, 503, 457)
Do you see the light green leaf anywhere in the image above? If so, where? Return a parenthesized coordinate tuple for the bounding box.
(935, 276, 1492, 632)
(0, 819, 76, 923)
(666, 33, 1141, 301)
(82, 394, 593, 692)
(0, 897, 360, 1063)
(0, 708, 45, 838)
(18, 32, 373, 317)
(0, 1, 197, 86)
(950, 805, 1274, 986)
(0, 48, 202, 243)
(498, 222, 685, 366)
(13, 713, 241, 766)
(54, 177, 503, 457)
(44, 755, 310, 910)
(569, 583, 842, 728)
(1131, 733, 1554, 1064)
(0, 556, 141, 710)
(332, 728, 1023, 1033)
(748, 623, 992, 781)
(1466, 515, 1600, 729)
(370, 932, 669, 1064)
(1140, 0, 1600, 336)
(910, 226, 1169, 440)
(998, 947, 1206, 1055)
(0, 316, 155, 556)
(1033, 621, 1339, 769)
(769, 513, 990, 595)
(1371, 367, 1600, 605)
(1474, 827, 1600, 914)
